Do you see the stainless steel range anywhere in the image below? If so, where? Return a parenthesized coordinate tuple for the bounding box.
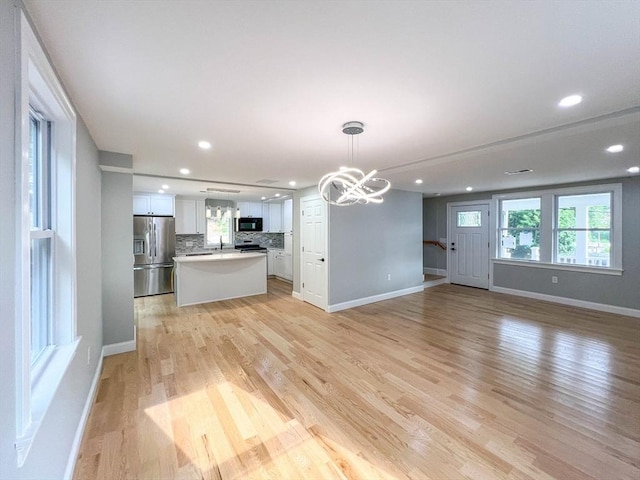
(235, 243, 267, 252)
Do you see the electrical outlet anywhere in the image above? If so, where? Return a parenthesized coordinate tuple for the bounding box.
(186, 241, 194, 247)
(387, 274, 391, 281)
(551, 276, 558, 284)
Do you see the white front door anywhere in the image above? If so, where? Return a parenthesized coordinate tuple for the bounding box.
(449, 203, 490, 289)
(301, 195, 327, 309)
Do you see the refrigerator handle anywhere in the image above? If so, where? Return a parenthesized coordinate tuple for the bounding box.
(153, 222, 157, 258)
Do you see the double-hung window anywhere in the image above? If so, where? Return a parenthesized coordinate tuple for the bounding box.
(556, 193, 612, 267)
(498, 197, 541, 260)
(205, 202, 234, 247)
(28, 110, 54, 365)
(16, 12, 78, 465)
(494, 184, 622, 273)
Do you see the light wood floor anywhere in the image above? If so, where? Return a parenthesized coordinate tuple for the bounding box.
(74, 280, 640, 479)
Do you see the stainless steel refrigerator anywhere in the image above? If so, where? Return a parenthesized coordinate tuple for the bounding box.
(133, 216, 175, 297)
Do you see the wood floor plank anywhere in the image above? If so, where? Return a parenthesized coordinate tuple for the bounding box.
(75, 280, 640, 479)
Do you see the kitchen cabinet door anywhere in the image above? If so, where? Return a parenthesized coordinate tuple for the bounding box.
(282, 253, 292, 280)
(267, 250, 275, 275)
(237, 202, 262, 218)
(175, 199, 196, 234)
(134, 193, 175, 216)
(268, 203, 282, 232)
(283, 198, 293, 233)
(195, 200, 206, 234)
(150, 195, 174, 215)
(274, 252, 286, 278)
(133, 194, 151, 215)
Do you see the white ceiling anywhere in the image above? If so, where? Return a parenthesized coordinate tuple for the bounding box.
(25, 0, 640, 198)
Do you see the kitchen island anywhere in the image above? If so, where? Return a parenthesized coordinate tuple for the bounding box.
(173, 252, 267, 307)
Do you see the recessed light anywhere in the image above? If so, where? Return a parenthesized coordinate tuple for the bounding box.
(158, 189, 165, 194)
(180, 168, 190, 175)
(434, 193, 441, 196)
(606, 144, 624, 153)
(275, 193, 281, 197)
(465, 186, 473, 192)
(289, 181, 296, 186)
(558, 94, 582, 107)
(161, 184, 169, 189)
(415, 179, 423, 184)
(198, 141, 212, 149)
(261, 196, 266, 200)
(627, 166, 639, 174)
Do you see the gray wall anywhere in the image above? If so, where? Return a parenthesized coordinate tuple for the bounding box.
(329, 189, 424, 305)
(423, 176, 640, 310)
(100, 152, 134, 345)
(0, 2, 104, 477)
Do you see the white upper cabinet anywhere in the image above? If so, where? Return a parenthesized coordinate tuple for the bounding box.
(195, 200, 206, 233)
(283, 198, 293, 233)
(175, 198, 206, 234)
(237, 202, 263, 218)
(133, 193, 174, 216)
(268, 203, 282, 233)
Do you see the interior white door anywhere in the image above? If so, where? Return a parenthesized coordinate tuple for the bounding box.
(301, 196, 327, 309)
(449, 203, 490, 289)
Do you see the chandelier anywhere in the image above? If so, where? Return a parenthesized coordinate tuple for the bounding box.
(318, 121, 391, 206)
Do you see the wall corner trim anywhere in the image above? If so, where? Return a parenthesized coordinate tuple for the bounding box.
(327, 285, 425, 313)
(63, 353, 103, 480)
(491, 286, 640, 318)
(291, 291, 303, 301)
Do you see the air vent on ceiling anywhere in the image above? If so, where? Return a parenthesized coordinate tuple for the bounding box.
(504, 169, 533, 175)
(205, 188, 241, 193)
(255, 179, 278, 185)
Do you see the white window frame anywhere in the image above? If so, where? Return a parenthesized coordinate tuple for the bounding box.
(491, 183, 623, 275)
(15, 13, 78, 466)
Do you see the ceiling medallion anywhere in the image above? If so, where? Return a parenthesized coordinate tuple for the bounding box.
(318, 121, 391, 206)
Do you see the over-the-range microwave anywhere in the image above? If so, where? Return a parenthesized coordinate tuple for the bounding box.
(236, 217, 263, 232)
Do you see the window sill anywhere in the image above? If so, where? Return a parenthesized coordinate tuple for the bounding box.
(492, 259, 623, 276)
(15, 338, 80, 467)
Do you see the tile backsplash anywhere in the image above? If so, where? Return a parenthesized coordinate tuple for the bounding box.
(235, 232, 284, 248)
(175, 234, 205, 254)
(175, 232, 284, 254)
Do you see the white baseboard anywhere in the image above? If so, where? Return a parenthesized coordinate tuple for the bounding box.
(423, 267, 447, 276)
(327, 285, 425, 313)
(291, 290, 303, 301)
(102, 327, 137, 357)
(491, 286, 640, 318)
(424, 277, 447, 288)
(63, 352, 103, 480)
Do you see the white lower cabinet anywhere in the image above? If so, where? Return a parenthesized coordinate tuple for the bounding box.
(273, 250, 292, 281)
(267, 249, 276, 276)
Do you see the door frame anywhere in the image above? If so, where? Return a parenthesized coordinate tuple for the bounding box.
(446, 199, 492, 288)
(299, 193, 329, 311)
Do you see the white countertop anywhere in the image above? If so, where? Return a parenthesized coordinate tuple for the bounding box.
(173, 252, 266, 263)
